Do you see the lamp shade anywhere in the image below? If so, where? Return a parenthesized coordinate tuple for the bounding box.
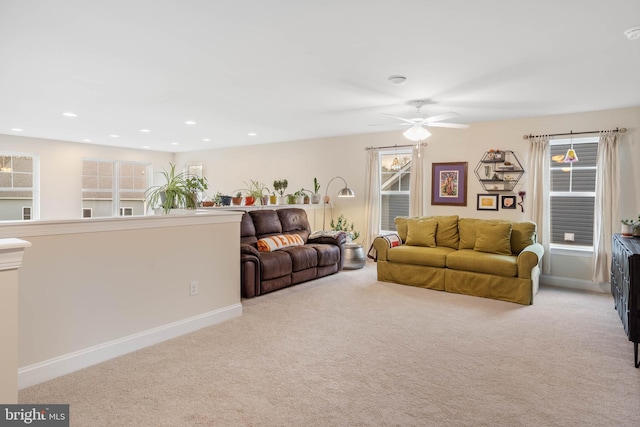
(337, 186, 355, 197)
(403, 124, 431, 142)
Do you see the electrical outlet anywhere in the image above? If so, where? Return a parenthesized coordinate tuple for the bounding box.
(190, 280, 199, 296)
(564, 233, 575, 242)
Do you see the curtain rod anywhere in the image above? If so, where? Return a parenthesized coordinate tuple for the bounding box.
(522, 127, 627, 140)
(365, 142, 427, 151)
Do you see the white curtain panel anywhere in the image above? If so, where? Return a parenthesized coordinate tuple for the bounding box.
(528, 136, 551, 275)
(592, 132, 620, 283)
(409, 143, 425, 216)
(364, 149, 381, 250)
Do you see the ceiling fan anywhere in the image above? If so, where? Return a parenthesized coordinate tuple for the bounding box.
(380, 100, 470, 141)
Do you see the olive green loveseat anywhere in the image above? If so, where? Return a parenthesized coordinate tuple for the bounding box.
(372, 215, 544, 305)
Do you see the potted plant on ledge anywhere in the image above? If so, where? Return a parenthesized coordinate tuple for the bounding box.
(273, 179, 288, 205)
(145, 163, 198, 214)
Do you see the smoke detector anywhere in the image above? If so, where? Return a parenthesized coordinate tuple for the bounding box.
(388, 75, 407, 85)
(625, 26, 640, 40)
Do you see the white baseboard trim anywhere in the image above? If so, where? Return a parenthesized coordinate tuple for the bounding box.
(18, 303, 243, 389)
(540, 274, 610, 294)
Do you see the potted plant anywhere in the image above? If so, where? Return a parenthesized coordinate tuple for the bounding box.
(232, 191, 243, 206)
(273, 179, 288, 204)
(220, 193, 232, 206)
(294, 189, 305, 204)
(269, 192, 277, 205)
(622, 216, 640, 236)
(184, 175, 209, 209)
(330, 214, 360, 244)
(145, 163, 196, 214)
(310, 177, 321, 204)
(239, 180, 270, 206)
(286, 193, 297, 204)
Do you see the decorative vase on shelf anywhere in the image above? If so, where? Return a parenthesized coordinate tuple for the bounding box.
(622, 223, 634, 237)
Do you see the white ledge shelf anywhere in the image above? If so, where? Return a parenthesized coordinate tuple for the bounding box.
(0, 210, 242, 239)
(0, 238, 32, 271)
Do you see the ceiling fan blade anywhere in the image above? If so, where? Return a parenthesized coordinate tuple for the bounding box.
(368, 122, 410, 127)
(423, 112, 459, 123)
(380, 113, 415, 124)
(426, 122, 470, 129)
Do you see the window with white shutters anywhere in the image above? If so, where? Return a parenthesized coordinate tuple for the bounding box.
(549, 137, 597, 247)
(380, 150, 412, 233)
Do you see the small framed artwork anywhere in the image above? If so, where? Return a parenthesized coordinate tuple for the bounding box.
(431, 162, 468, 206)
(501, 195, 517, 209)
(477, 194, 499, 211)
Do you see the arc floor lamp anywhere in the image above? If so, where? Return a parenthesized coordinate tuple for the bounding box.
(322, 176, 355, 230)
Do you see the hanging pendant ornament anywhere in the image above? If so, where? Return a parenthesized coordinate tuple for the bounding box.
(564, 132, 579, 163)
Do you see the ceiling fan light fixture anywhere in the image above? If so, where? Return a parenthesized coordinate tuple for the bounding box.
(624, 26, 640, 40)
(403, 124, 431, 142)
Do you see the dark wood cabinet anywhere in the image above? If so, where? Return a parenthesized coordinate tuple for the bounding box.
(611, 234, 640, 367)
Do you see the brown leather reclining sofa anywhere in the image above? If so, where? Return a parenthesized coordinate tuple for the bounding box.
(240, 208, 346, 298)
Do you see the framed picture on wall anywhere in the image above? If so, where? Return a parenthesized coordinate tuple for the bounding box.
(501, 195, 517, 209)
(477, 194, 499, 211)
(431, 162, 468, 206)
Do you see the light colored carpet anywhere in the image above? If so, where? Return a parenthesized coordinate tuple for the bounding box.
(20, 263, 640, 426)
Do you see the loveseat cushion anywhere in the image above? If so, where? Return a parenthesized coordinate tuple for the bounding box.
(307, 243, 341, 267)
(387, 245, 455, 268)
(250, 210, 283, 236)
(511, 221, 536, 254)
(433, 215, 460, 249)
(395, 215, 459, 249)
(259, 251, 292, 280)
(405, 218, 438, 247)
(282, 246, 318, 271)
(394, 216, 416, 242)
(278, 208, 311, 241)
(474, 222, 513, 255)
(446, 249, 517, 277)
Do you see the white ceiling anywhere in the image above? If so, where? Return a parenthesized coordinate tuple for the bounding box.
(1, 0, 639, 153)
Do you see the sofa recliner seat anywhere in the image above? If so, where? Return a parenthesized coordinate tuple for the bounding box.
(240, 208, 346, 298)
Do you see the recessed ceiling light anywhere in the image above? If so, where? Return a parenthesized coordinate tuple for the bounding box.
(109, 134, 119, 138)
(170, 142, 179, 146)
(202, 138, 211, 142)
(83, 139, 92, 142)
(185, 120, 197, 125)
(388, 75, 407, 85)
(625, 26, 640, 40)
(248, 132, 257, 136)
(140, 129, 151, 133)
(62, 112, 77, 117)
(11, 128, 23, 132)
(142, 145, 150, 149)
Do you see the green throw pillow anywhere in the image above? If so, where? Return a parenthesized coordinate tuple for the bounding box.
(405, 218, 438, 247)
(511, 221, 536, 254)
(474, 222, 513, 255)
(433, 215, 459, 249)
